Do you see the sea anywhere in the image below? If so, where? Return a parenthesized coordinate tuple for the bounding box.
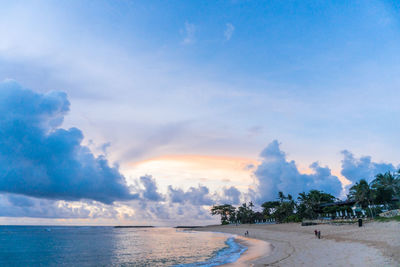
(0, 226, 247, 266)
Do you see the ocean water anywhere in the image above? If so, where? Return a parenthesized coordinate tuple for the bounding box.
(0, 226, 246, 267)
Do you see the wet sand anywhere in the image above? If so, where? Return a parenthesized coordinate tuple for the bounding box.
(196, 221, 400, 266)
(223, 236, 272, 267)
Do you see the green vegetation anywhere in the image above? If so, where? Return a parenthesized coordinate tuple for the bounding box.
(348, 179, 373, 209)
(211, 170, 400, 225)
(297, 190, 337, 220)
(374, 215, 400, 222)
(348, 171, 400, 218)
(371, 171, 400, 209)
(211, 190, 335, 224)
(210, 204, 236, 225)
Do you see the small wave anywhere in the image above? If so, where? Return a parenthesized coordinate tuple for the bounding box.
(174, 236, 247, 267)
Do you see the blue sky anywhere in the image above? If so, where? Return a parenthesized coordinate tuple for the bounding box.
(0, 0, 400, 225)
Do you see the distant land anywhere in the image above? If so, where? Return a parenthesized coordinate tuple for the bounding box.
(114, 226, 155, 228)
(174, 226, 203, 228)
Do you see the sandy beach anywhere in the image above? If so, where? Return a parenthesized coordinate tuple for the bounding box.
(196, 221, 400, 266)
(223, 236, 272, 267)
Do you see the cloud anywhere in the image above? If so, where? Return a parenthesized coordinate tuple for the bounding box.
(0, 194, 112, 219)
(123, 200, 216, 225)
(0, 81, 136, 204)
(0, 188, 215, 225)
(123, 121, 192, 160)
(168, 185, 213, 205)
(7, 194, 35, 207)
(137, 175, 164, 201)
(224, 23, 235, 41)
(182, 22, 196, 44)
(254, 140, 342, 203)
(218, 186, 241, 205)
(341, 150, 396, 183)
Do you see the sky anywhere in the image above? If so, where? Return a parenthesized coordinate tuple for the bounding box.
(0, 0, 400, 225)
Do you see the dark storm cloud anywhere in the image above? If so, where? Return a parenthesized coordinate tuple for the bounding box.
(0, 81, 136, 204)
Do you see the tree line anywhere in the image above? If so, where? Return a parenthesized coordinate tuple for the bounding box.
(211, 170, 400, 224)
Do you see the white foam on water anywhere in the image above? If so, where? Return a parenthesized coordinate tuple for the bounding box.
(174, 236, 247, 267)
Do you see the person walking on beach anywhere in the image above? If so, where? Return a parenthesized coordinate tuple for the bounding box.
(314, 229, 318, 237)
(317, 231, 321, 239)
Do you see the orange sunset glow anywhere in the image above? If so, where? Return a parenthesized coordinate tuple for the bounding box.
(123, 155, 259, 192)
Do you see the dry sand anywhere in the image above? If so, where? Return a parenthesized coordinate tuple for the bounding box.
(196, 221, 400, 266)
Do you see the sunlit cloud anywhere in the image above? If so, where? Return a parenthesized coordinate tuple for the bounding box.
(1, 1, 400, 226)
(123, 155, 258, 192)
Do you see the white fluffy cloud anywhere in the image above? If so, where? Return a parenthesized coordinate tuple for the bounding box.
(168, 185, 213, 205)
(254, 140, 342, 203)
(341, 150, 397, 183)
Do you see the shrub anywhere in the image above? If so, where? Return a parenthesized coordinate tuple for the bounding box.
(284, 214, 301, 223)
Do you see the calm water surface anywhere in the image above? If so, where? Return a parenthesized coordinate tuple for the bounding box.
(0, 226, 246, 266)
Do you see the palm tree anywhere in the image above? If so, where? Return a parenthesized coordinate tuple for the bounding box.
(394, 170, 400, 196)
(261, 200, 280, 218)
(371, 171, 400, 209)
(249, 201, 254, 210)
(297, 190, 336, 219)
(236, 202, 254, 224)
(348, 179, 374, 217)
(278, 191, 286, 203)
(372, 171, 400, 196)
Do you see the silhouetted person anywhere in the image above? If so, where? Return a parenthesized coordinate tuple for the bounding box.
(317, 231, 321, 239)
(314, 229, 318, 237)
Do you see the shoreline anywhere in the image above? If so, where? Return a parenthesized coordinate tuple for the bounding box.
(196, 221, 400, 266)
(222, 236, 272, 267)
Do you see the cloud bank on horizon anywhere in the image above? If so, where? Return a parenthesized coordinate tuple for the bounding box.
(1, 1, 400, 225)
(0, 81, 242, 223)
(0, 81, 398, 223)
